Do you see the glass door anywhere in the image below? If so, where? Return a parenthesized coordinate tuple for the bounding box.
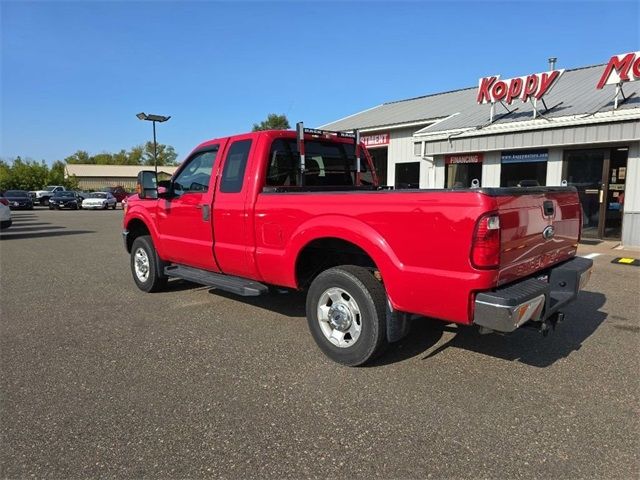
(604, 147, 628, 238)
(563, 147, 628, 240)
(563, 149, 607, 238)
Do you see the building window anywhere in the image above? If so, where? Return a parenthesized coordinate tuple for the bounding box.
(500, 149, 548, 187)
(395, 162, 420, 189)
(368, 147, 388, 186)
(445, 153, 483, 188)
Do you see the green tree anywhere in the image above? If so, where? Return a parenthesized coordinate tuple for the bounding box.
(113, 149, 137, 165)
(64, 150, 92, 164)
(252, 113, 290, 131)
(61, 144, 178, 167)
(93, 153, 115, 165)
(0, 158, 78, 191)
(0, 160, 11, 190)
(6, 158, 49, 190)
(128, 145, 144, 165)
(48, 161, 79, 189)
(142, 142, 178, 166)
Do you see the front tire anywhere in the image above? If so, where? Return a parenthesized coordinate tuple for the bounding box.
(130, 235, 167, 293)
(306, 265, 387, 366)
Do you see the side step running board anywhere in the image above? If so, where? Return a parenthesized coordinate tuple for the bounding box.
(164, 265, 268, 296)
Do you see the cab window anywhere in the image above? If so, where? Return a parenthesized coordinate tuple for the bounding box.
(173, 148, 218, 195)
(220, 140, 252, 193)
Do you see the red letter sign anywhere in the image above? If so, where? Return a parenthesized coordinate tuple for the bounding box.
(597, 52, 640, 89)
(477, 70, 564, 105)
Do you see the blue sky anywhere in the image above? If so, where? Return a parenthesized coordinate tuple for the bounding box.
(2, 1, 638, 163)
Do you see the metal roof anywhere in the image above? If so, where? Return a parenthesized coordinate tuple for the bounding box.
(320, 64, 640, 133)
(65, 164, 179, 178)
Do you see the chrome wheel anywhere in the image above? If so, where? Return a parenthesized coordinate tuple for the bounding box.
(134, 247, 150, 282)
(317, 287, 362, 348)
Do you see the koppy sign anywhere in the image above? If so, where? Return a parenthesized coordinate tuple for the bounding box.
(477, 70, 564, 105)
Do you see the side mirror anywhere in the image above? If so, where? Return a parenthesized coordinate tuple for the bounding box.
(136, 170, 158, 199)
(157, 180, 173, 198)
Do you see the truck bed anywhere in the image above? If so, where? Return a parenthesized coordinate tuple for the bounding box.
(253, 186, 581, 325)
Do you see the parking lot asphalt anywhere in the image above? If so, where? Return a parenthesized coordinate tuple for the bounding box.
(1, 208, 639, 479)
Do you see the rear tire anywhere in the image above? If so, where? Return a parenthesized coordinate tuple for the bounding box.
(130, 235, 167, 293)
(306, 265, 387, 366)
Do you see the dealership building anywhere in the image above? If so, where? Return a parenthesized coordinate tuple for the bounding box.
(321, 52, 640, 247)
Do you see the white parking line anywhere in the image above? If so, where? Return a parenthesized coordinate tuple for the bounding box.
(581, 253, 601, 259)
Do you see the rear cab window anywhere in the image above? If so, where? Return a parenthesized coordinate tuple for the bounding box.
(265, 138, 375, 189)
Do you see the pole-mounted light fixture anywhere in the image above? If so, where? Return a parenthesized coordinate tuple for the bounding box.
(136, 112, 171, 176)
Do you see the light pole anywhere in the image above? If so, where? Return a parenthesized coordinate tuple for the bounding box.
(136, 112, 171, 176)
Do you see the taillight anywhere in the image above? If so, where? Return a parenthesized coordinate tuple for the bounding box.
(0, 197, 8, 206)
(471, 212, 500, 269)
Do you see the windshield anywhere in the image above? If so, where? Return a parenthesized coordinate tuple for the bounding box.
(5, 190, 29, 197)
(266, 139, 375, 187)
(55, 191, 75, 198)
(88, 193, 107, 199)
(45, 186, 58, 192)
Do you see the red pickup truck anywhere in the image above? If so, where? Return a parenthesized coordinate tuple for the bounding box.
(123, 124, 593, 366)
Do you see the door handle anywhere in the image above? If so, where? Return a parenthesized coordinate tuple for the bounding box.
(196, 204, 210, 221)
(599, 190, 604, 203)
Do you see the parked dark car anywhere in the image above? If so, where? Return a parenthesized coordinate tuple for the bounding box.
(49, 190, 82, 210)
(105, 186, 129, 203)
(74, 191, 89, 201)
(3, 190, 34, 209)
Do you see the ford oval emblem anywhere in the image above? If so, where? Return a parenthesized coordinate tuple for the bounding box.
(542, 225, 555, 240)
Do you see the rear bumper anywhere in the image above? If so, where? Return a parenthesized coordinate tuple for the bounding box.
(473, 256, 593, 333)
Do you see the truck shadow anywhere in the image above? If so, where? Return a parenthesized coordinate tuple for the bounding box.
(204, 287, 607, 369)
(0, 229, 95, 241)
(388, 290, 607, 368)
(208, 289, 307, 317)
(3, 225, 65, 233)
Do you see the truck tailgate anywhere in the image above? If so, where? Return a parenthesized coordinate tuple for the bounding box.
(494, 188, 581, 285)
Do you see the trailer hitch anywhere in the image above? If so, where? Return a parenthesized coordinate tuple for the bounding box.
(523, 312, 565, 336)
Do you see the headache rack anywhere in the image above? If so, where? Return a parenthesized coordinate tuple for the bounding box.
(295, 121, 362, 188)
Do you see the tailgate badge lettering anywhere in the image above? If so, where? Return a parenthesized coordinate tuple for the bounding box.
(542, 225, 555, 240)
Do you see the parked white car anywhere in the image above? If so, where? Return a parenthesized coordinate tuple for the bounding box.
(0, 202, 12, 229)
(82, 192, 117, 210)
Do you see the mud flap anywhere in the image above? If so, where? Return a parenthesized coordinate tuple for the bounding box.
(386, 301, 411, 343)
